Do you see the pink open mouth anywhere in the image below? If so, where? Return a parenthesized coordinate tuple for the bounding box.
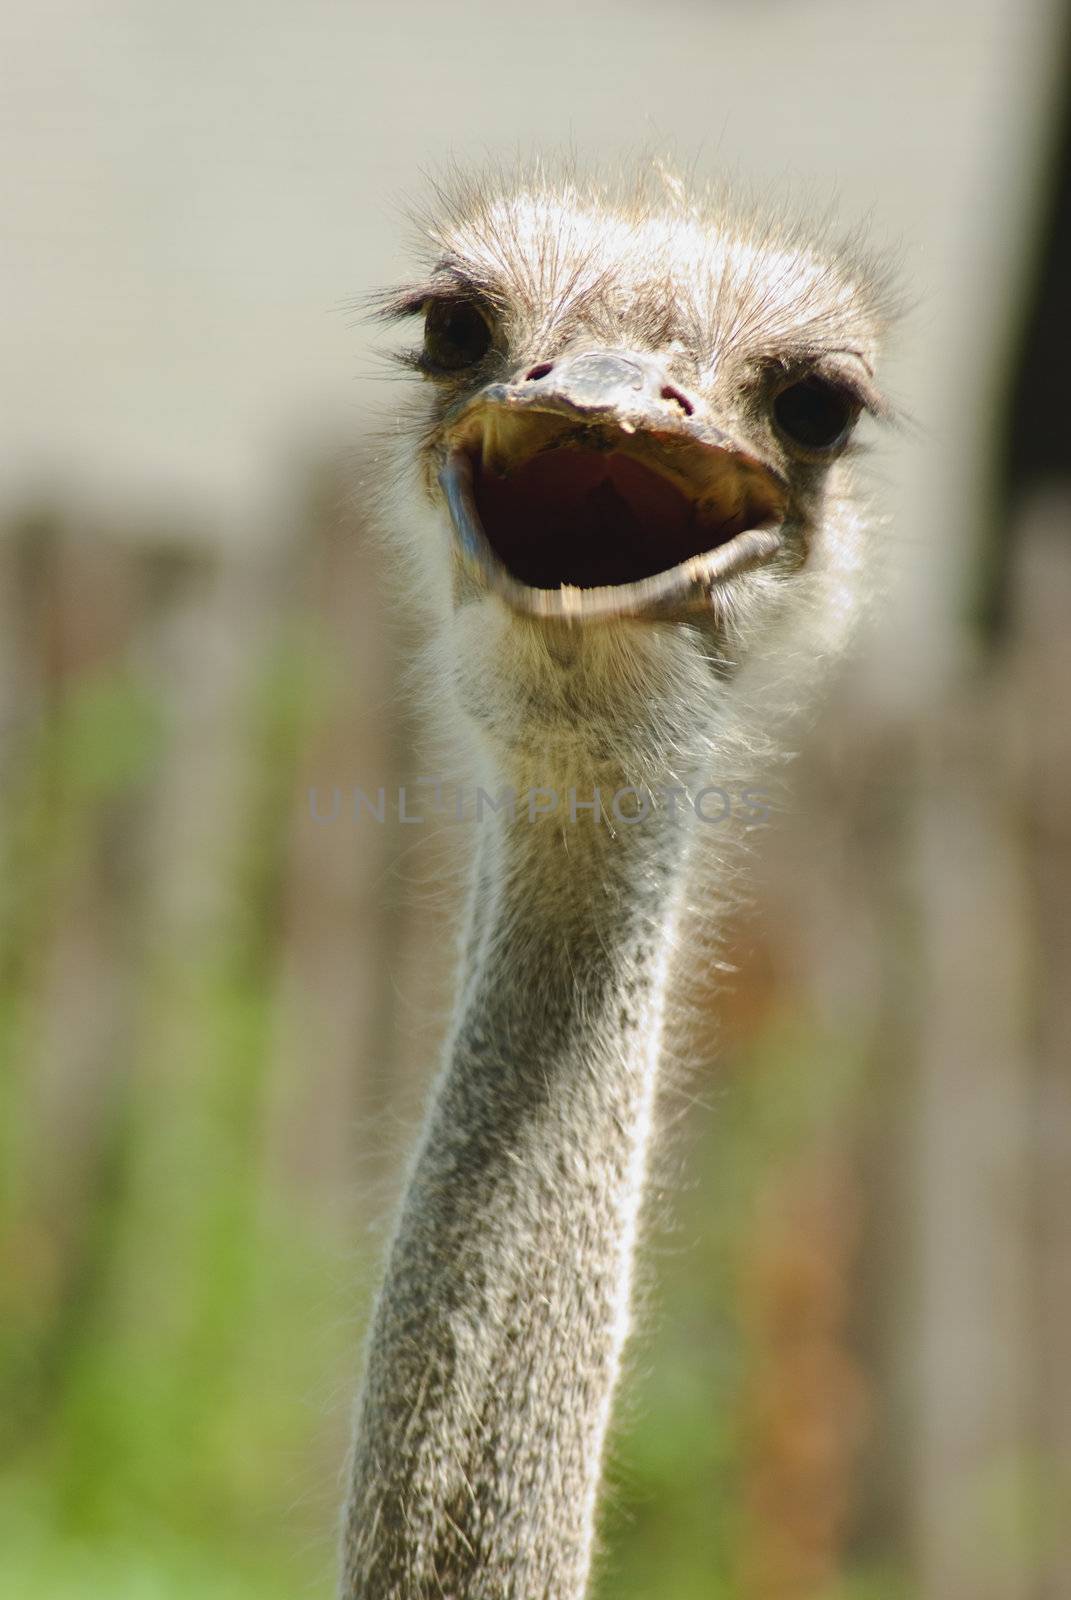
(472, 445, 767, 591)
(440, 402, 789, 622)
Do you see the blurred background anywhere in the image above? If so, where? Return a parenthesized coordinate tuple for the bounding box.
(2, 2, 1069, 1597)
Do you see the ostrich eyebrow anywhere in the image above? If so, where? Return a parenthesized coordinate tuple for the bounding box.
(366, 262, 499, 324)
(818, 358, 893, 420)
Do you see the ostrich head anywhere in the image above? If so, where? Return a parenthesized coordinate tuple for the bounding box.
(374, 169, 895, 780)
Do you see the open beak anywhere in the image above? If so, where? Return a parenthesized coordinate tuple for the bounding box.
(438, 349, 789, 622)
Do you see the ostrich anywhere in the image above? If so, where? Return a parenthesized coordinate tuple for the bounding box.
(341, 165, 896, 1600)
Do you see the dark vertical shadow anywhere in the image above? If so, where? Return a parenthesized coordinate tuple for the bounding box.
(981, 2, 1071, 643)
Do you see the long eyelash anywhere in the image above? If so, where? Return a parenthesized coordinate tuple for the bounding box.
(389, 345, 434, 373)
(404, 347, 469, 379)
(365, 284, 439, 323)
(824, 370, 892, 422)
(363, 257, 503, 327)
(387, 335, 489, 380)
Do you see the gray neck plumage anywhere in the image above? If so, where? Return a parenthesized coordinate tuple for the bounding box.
(341, 767, 695, 1600)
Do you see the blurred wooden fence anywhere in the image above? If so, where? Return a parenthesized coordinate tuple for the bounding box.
(0, 463, 1067, 1598)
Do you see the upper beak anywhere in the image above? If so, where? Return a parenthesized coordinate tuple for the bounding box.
(438, 349, 789, 622)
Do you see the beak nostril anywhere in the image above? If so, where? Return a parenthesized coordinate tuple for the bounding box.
(660, 384, 694, 416)
(524, 362, 554, 383)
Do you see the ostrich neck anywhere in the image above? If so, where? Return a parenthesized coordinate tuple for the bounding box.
(342, 751, 695, 1600)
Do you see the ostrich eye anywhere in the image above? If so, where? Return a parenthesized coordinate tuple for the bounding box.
(773, 376, 857, 453)
(423, 299, 493, 372)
